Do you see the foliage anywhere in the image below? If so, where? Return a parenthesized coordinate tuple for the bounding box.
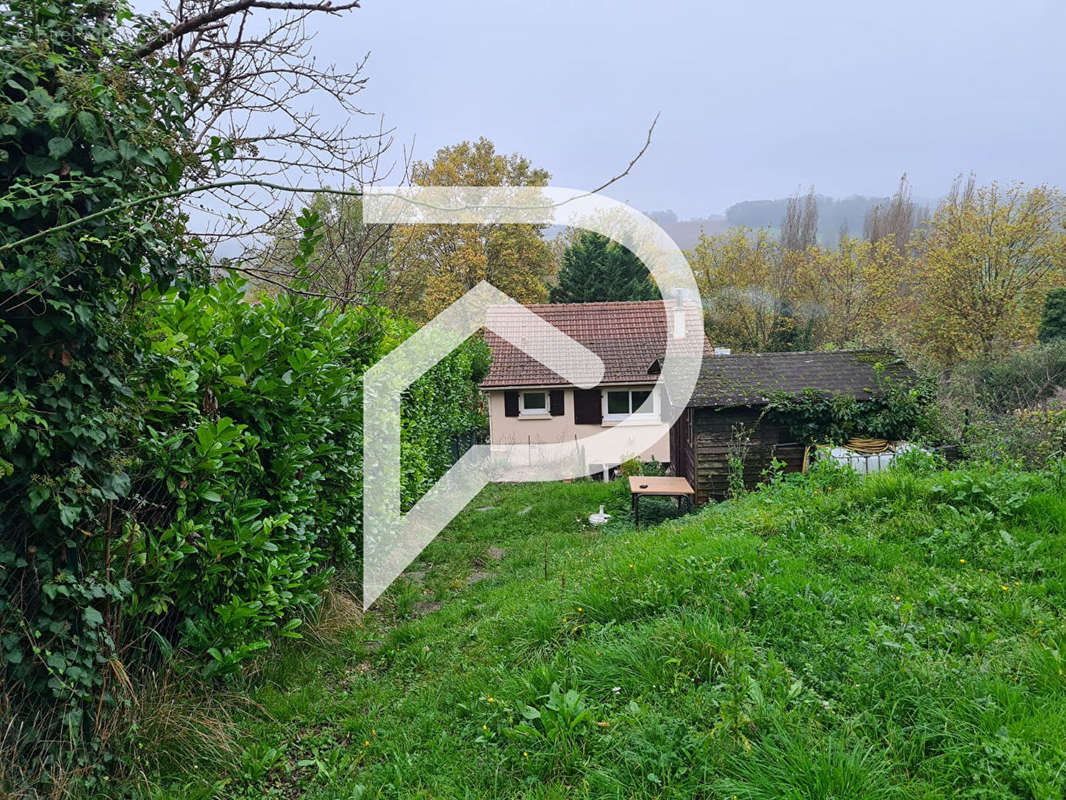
(248, 192, 391, 310)
(688, 177, 1066, 366)
(764, 367, 935, 445)
(2, 267, 487, 784)
(945, 339, 1066, 415)
(0, 0, 204, 775)
(549, 231, 658, 304)
(934, 341, 1066, 468)
(912, 178, 1066, 364)
(1038, 287, 1066, 343)
(688, 227, 807, 352)
(389, 138, 556, 322)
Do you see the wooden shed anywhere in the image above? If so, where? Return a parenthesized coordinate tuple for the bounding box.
(670, 350, 913, 504)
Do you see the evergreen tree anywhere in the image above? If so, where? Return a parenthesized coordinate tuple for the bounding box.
(1038, 288, 1066, 343)
(549, 231, 658, 303)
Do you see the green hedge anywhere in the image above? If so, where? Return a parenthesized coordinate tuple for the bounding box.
(2, 275, 487, 771)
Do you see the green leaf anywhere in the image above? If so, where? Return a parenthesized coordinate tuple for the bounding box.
(76, 110, 99, 137)
(48, 137, 73, 159)
(24, 155, 59, 176)
(91, 144, 117, 164)
(8, 102, 34, 126)
(83, 607, 104, 627)
(44, 101, 71, 123)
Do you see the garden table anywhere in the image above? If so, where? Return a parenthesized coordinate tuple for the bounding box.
(628, 476, 695, 528)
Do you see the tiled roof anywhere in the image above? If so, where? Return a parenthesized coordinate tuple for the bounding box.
(481, 300, 709, 389)
(689, 350, 914, 408)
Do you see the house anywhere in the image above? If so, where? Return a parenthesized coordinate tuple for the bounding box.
(481, 300, 709, 474)
(671, 350, 914, 504)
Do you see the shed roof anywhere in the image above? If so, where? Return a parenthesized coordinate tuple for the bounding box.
(481, 300, 708, 389)
(689, 350, 914, 408)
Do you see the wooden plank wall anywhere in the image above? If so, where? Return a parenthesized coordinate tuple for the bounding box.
(670, 407, 696, 491)
(690, 406, 805, 503)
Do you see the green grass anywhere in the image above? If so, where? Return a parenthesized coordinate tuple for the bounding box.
(128, 464, 1066, 799)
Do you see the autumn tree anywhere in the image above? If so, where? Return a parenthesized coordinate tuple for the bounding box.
(389, 138, 555, 321)
(549, 231, 658, 303)
(911, 177, 1066, 364)
(688, 227, 814, 351)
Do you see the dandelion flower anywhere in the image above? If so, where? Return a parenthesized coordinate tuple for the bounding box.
(959, 559, 965, 563)
(487, 697, 495, 703)
(364, 740, 370, 747)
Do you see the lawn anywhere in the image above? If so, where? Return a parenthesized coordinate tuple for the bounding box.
(131, 463, 1066, 800)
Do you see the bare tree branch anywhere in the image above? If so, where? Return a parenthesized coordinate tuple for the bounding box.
(134, 0, 361, 58)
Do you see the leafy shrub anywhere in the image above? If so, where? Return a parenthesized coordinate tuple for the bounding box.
(2, 273, 488, 777)
(618, 458, 665, 478)
(765, 367, 935, 445)
(888, 446, 947, 475)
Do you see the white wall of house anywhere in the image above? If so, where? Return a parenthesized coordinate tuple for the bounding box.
(485, 385, 671, 467)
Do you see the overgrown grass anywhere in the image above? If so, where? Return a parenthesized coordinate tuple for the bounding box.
(121, 464, 1066, 799)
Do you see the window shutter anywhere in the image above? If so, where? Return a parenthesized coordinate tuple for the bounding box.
(549, 390, 564, 416)
(504, 391, 519, 417)
(573, 389, 602, 425)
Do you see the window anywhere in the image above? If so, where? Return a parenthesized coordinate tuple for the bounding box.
(519, 391, 547, 415)
(602, 387, 657, 421)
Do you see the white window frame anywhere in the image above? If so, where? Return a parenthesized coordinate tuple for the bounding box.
(601, 386, 658, 422)
(519, 390, 549, 416)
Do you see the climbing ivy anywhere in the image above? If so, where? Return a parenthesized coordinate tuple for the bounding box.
(763, 368, 935, 445)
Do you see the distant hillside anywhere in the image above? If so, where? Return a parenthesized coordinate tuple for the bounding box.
(647, 210, 729, 251)
(725, 194, 890, 244)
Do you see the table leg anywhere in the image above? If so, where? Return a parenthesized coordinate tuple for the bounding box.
(633, 494, 639, 528)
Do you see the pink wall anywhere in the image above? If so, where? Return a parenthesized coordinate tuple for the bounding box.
(485, 387, 671, 466)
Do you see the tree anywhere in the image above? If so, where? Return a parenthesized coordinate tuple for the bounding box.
(781, 186, 819, 252)
(863, 174, 926, 253)
(135, 0, 391, 246)
(912, 177, 1066, 364)
(249, 192, 391, 310)
(549, 231, 658, 303)
(1038, 288, 1066, 343)
(389, 138, 556, 321)
(688, 227, 814, 351)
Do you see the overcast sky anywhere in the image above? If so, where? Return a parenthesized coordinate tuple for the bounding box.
(141, 0, 1066, 221)
(315, 0, 1061, 218)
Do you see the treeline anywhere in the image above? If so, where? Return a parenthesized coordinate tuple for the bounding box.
(691, 177, 1066, 367)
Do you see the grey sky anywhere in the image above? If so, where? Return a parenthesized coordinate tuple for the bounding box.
(323, 0, 1065, 217)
